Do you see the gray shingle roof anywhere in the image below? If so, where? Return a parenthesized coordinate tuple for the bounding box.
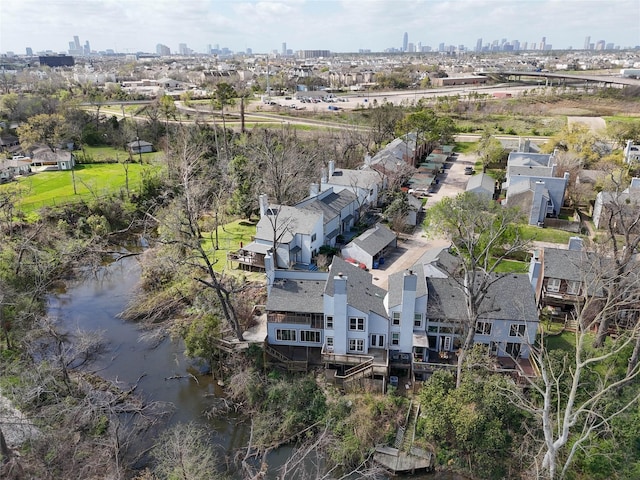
(326, 168, 381, 189)
(387, 263, 427, 309)
(427, 274, 538, 322)
(466, 172, 495, 193)
(325, 257, 387, 317)
(255, 205, 321, 244)
(542, 247, 597, 282)
(266, 278, 325, 313)
(507, 152, 554, 167)
(350, 224, 396, 256)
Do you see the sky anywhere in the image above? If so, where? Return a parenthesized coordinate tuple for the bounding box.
(1, 0, 639, 55)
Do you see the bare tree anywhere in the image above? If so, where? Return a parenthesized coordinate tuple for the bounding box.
(424, 192, 529, 387)
(247, 127, 322, 205)
(593, 172, 640, 350)
(150, 422, 221, 480)
(148, 128, 244, 340)
(511, 252, 640, 480)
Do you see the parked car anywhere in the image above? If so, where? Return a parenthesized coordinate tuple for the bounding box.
(464, 166, 474, 175)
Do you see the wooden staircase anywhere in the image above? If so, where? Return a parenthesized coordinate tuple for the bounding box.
(264, 344, 308, 372)
(400, 402, 420, 452)
(334, 358, 374, 386)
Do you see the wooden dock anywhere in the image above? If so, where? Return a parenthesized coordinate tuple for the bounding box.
(373, 445, 434, 474)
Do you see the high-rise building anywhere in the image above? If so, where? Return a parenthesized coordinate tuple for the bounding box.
(595, 40, 605, 51)
(74, 35, 80, 50)
(83, 41, 90, 55)
(403, 32, 408, 52)
(513, 40, 520, 51)
(26, 47, 33, 56)
(156, 44, 171, 56)
(282, 42, 287, 56)
(540, 36, 546, 50)
(475, 38, 482, 52)
(584, 36, 591, 50)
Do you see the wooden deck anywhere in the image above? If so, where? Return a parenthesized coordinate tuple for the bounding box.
(373, 446, 434, 474)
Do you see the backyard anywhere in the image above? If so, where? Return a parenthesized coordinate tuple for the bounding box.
(2, 162, 162, 213)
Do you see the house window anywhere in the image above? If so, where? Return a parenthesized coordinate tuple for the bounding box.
(567, 281, 581, 295)
(392, 312, 401, 326)
(325, 316, 334, 329)
(276, 329, 296, 341)
(547, 278, 561, 293)
(509, 324, 526, 337)
(326, 337, 334, 350)
(300, 330, 321, 343)
(414, 313, 423, 328)
(475, 321, 492, 335)
(311, 233, 317, 242)
(349, 339, 364, 352)
(349, 317, 365, 331)
(391, 332, 400, 346)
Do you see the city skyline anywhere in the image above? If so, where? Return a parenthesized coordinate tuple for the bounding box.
(1, 0, 638, 55)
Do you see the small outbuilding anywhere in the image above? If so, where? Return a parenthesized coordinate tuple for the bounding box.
(341, 223, 397, 270)
(127, 140, 154, 155)
(466, 172, 496, 199)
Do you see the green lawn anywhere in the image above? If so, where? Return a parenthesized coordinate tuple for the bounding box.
(520, 225, 581, 245)
(201, 218, 259, 273)
(3, 163, 161, 212)
(454, 142, 477, 153)
(544, 330, 577, 353)
(493, 259, 529, 273)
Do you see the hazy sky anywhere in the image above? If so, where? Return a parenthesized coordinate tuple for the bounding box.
(1, 0, 639, 54)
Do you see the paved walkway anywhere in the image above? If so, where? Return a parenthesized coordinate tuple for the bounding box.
(371, 152, 476, 289)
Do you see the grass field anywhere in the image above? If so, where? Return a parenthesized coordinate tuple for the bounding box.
(520, 225, 581, 245)
(3, 162, 161, 212)
(201, 218, 260, 273)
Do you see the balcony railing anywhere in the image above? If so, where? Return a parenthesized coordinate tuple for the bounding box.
(267, 312, 323, 328)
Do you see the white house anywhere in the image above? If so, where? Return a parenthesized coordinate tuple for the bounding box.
(320, 160, 384, 212)
(252, 195, 324, 269)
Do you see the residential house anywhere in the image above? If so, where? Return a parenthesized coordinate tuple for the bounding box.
(251, 196, 324, 269)
(528, 237, 600, 319)
(387, 246, 539, 381)
(0, 134, 20, 153)
(30, 148, 75, 171)
(504, 173, 569, 225)
(503, 152, 556, 189)
(265, 255, 390, 383)
(0, 156, 31, 183)
(466, 172, 496, 199)
(320, 160, 384, 212)
(341, 223, 397, 270)
(297, 185, 358, 245)
(592, 178, 640, 230)
(230, 187, 360, 271)
(425, 273, 539, 365)
(623, 140, 640, 164)
(127, 140, 154, 155)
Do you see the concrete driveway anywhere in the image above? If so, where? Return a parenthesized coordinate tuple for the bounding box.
(370, 152, 478, 289)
